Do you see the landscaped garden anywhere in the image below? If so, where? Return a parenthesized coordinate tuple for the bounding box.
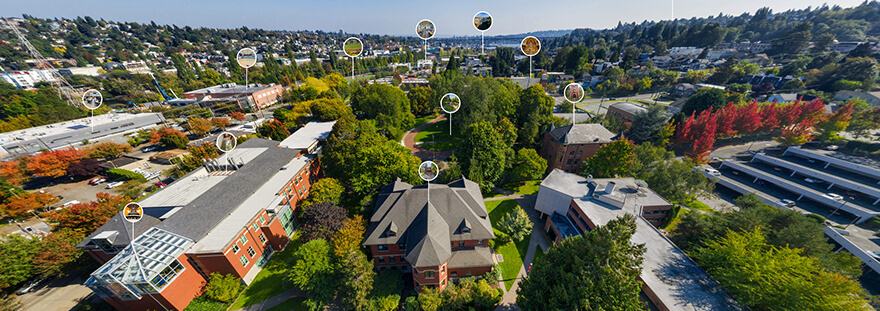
(485, 199, 530, 290)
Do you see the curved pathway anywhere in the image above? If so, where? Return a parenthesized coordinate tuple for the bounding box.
(402, 116, 455, 160)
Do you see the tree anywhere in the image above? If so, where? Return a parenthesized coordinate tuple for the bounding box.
(733, 101, 762, 135)
(1, 192, 59, 219)
(510, 148, 547, 183)
(49, 192, 131, 234)
(309, 98, 353, 122)
(210, 117, 231, 129)
(408, 86, 435, 116)
(625, 105, 669, 143)
(674, 113, 695, 146)
(32, 230, 83, 277)
(815, 102, 854, 142)
(350, 83, 415, 134)
(655, 122, 675, 147)
(714, 102, 738, 138)
(811, 33, 835, 54)
(458, 121, 511, 189)
(26, 149, 82, 178)
(204, 273, 242, 303)
(848, 108, 880, 139)
(116, 180, 145, 199)
(516, 85, 554, 147)
(686, 109, 718, 164)
(681, 88, 726, 116)
(229, 111, 246, 123)
(0, 234, 40, 290)
(302, 178, 344, 207)
(517, 214, 646, 310)
(85, 142, 132, 159)
(580, 137, 635, 178)
(151, 128, 189, 149)
(289, 239, 336, 311)
(776, 116, 819, 146)
(257, 119, 290, 141)
(337, 251, 374, 311)
(187, 117, 212, 136)
(692, 229, 870, 310)
(299, 202, 348, 243)
(347, 141, 423, 196)
(0, 159, 29, 186)
(498, 205, 532, 242)
(331, 215, 366, 261)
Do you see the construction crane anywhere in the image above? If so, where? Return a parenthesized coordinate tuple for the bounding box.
(148, 72, 177, 102)
(3, 18, 80, 106)
(0, 64, 22, 89)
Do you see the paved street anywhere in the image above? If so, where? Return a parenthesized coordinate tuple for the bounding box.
(17, 272, 94, 311)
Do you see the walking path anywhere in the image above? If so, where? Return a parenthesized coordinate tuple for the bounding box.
(230, 288, 306, 311)
(402, 116, 455, 160)
(491, 194, 550, 311)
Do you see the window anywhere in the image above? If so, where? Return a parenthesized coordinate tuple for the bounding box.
(577, 150, 582, 156)
(478, 239, 483, 246)
(378, 257, 385, 263)
(239, 255, 249, 266)
(398, 243, 406, 250)
(377, 245, 388, 251)
(566, 159, 573, 166)
(569, 151, 575, 156)
(231, 244, 240, 253)
(462, 227, 470, 233)
(413, 270, 418, 277)
(441, 266, 445, 273)
(259, 233, 267, 244)
(239, 234, 248, 244)
(252, 222, 259, 231)
(466, 271, 472, 276)
(425, 271, 435, 279)
(451, 271, 458, 276)
(390, 256, 396, 263)
(247, 246, 256, 257)
(259, 215, 266, 224)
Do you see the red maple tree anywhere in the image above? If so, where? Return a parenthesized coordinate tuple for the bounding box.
(674, 112, 696, 146)
(0, 157, 30, 185)
(1, 191, 59, 218)
(686, 109, 718, 164)
(715, 102, 738, 138)
(26, 149, 83, 178)
(229, 111, 246, 122)
(757, 103, 780, 132)
(49, 192, 131, 234)
(733, 101, 762, 135)
(149, 127, 187, 144)
(33, 229, 84, 276)
(777, 115, 820, 146)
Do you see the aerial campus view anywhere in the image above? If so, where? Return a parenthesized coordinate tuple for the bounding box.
(1, 0, 880, 310)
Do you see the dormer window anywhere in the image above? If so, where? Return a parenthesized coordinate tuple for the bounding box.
(387, 221, 398, 237)
(461, 219, 471, 233)
(462, 227, 470, 233)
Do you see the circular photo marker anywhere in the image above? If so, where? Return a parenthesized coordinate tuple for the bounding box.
(122, 202, 144, 223)
(216, 131, 237, 153)
(473, 11, 492, 32)
(521, 36, 541, 57)
(563, 83, 585, 104)
(418, 161, 440, 182)
(343, 37, 364, 58)
(236, 48, 258, 69)
(416, 19, 436, 40)
(81, 89, 103, 110)
(440, 93, 461, 114)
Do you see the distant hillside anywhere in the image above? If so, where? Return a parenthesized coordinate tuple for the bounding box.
(491, 29, 573, 39)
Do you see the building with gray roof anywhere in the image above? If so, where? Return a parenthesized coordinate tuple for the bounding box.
(278, 121, 336, 154)
(535, 169, 742, 310)
(607, 101, 648, 124)
(540, 123, 617, 174)
(364, 177, 495, 291)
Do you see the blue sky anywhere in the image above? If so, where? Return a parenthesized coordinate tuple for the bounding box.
(6, 0, 866, 36)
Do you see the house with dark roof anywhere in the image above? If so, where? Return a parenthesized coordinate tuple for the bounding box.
(77, 138, 320, 311)
(535, 169, 742, 310)
(363, 177, 495, 291)
(540, 124, 616, 174)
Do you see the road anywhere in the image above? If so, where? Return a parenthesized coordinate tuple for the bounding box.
(709, 139, 780, 160)
(17, 272, 95, 311)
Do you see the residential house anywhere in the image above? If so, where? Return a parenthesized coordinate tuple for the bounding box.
(534, 169, 742, 310)
(363, 177, 495, 291)
(540, 124, 617, 174)
(78, 138, 320, 311)
(833, 90, 880, 106)
(673, 83, 697, 98)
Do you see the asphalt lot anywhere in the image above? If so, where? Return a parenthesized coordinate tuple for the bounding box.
(17, 270, 95, 311)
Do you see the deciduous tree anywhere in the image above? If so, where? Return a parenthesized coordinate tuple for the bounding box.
(257, 119, 290, 141)
(733, 101, 762, 135)
(49, 192, 131, 234)
(26, 149, 82, 178)
(674, 112, 695, 145)
(187, 117, 212, 136)
(510, 148, 547, 183)
(458, 121, 511, 189)
(0, 234, 40, 290)
(289, 239, 336, 310)
(229, 111, 246, 122)
(331, 215, 366, 261)
(1, 192, 59, 218)
(0, 159, 29, 186)
(299, 202, 348, 243)
(580, 137, 635, 178)
(210, 117, 231, 129)
(714, 102, 738, 138)
(498, 206, 532, 242)
(337, 251, 374, 311)
(84, 142, 132, 159)
(33, 229, 83, 276)
(150, 128, 189, 149)
(815, 102, 854, 142)
(517, 214, 646, 310)
(407, 86, 435, 116)
(302, 178, 344, 207)
(204, 273, 242, 303)
(686, 109, 717, 164)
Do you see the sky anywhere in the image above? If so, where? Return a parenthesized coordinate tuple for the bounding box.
(5, 0, 867, 36)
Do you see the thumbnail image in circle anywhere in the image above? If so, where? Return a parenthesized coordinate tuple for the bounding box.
(521, 36, 541, 56)
(82, 89, 103, 109)
(343, 37, 363, 58)
(564, 83, 585, 103)
(440, 93, 461, 114)
(123, 203, 143, 222)
(474, 11, 492, 31)
(416, 20, 435, 40)
(216, 132, 237, 153)
(419, 161, 440, 182)
(236, 48, 257, 68)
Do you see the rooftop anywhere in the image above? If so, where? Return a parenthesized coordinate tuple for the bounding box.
(0, 113, 165, 145)
(608, 102, 648, 115)
(278, 121, 336, 151)
(185, 83, 279, 95)
(547, 124, 616, 145)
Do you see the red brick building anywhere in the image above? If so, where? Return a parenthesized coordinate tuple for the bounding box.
(78, 138, 319, 311)
(364, 178, 495, 291)
(540, 124, 617, 173)
(183, 83, 283, 112)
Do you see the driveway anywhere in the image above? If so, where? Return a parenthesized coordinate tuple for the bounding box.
(17, 272, 94, 311)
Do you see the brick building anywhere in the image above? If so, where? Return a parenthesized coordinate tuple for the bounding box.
(183, 83, 283, 112)
(540, 124, 616, 173)
(606, 102, 648, 124)
(77, 138, 319, 311)
(534, 169, 741, 310)
(363, 177, 495, 291)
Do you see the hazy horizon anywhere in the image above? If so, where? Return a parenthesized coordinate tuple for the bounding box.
(5, 0, 867, 36)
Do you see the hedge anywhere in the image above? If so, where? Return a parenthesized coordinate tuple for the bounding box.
(107, 168, 147, 183)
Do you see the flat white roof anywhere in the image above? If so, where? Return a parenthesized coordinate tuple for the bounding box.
(0, 113, 161, 144)
(278, 121, 336, 150)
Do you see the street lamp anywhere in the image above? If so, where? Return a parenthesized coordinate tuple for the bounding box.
(827, 200, 848, 219)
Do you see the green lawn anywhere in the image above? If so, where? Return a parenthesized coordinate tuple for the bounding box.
(534, 246, 546, 263)
(485, 199, 529, 290)
(499, 180, 541, 196)
(663, 209, 690, 232)
(412, 115, 436, 129)
(674, 197, 716, 215)
(419, 141, 460, 151)
(230, 234, 303, 310)
(265, 297, 308, 311)
(413, 119, 460, 143)
(345, 74, 375, 82)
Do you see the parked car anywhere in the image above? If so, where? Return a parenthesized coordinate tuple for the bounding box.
(106, 181, 124, 189)
(825, 145, 839, 151)
(704, 168, 721, 176)
(776, 199, 796, 208)
(62, 200, 80, 207)
(755, 179, 766, 185)
(89, 177, 106, 185)
(154, 182, 167, 188)
(142, 146, 156, 152)
(16, 276, 47, 295)
(807, 159, 817, 164)
(804, 178, 823, 184)
(823, 193, 845, 201)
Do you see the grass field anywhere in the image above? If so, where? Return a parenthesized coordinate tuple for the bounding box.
(412, 115, 436, 129)
(419, 141, 460, 151)
(344, 42, 362, 55)
(265, 297, 308, 311)
(345, 74, 375, 82)
(485, 199, 529, 290)
(230, 234, 302, 310)
(499, 180, 541, 196)
(413, 119, 460, 143)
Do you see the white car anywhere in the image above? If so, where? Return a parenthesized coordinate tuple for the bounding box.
(704, 168, 721, 176)
(62, 200, 80, 207)
(804, 178, 822, 184)
(823, 193, 844, 201)
(106, 181, 125, 189)
(825, 145, 839, 151)
(776, 199, 795, 208)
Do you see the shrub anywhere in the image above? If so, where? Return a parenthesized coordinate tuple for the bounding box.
(493, 230, 510, 247)
(106, 168, 147, 183)
(204, 273, 241, 303)
(806, 213, 827, 224)
(845, 140, 880, 153)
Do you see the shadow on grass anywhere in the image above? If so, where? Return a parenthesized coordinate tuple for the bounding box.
(230, 234, 303, 310)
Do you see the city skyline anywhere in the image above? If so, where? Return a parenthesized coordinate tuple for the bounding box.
(5, 0, 867, 36)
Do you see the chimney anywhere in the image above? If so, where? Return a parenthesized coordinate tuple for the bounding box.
(605, 181, 616, 194)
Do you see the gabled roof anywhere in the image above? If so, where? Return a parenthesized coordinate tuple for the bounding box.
(364, 178, 494, 267)
(547, 124, 615, 145)
(77, 213, 161, 249)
